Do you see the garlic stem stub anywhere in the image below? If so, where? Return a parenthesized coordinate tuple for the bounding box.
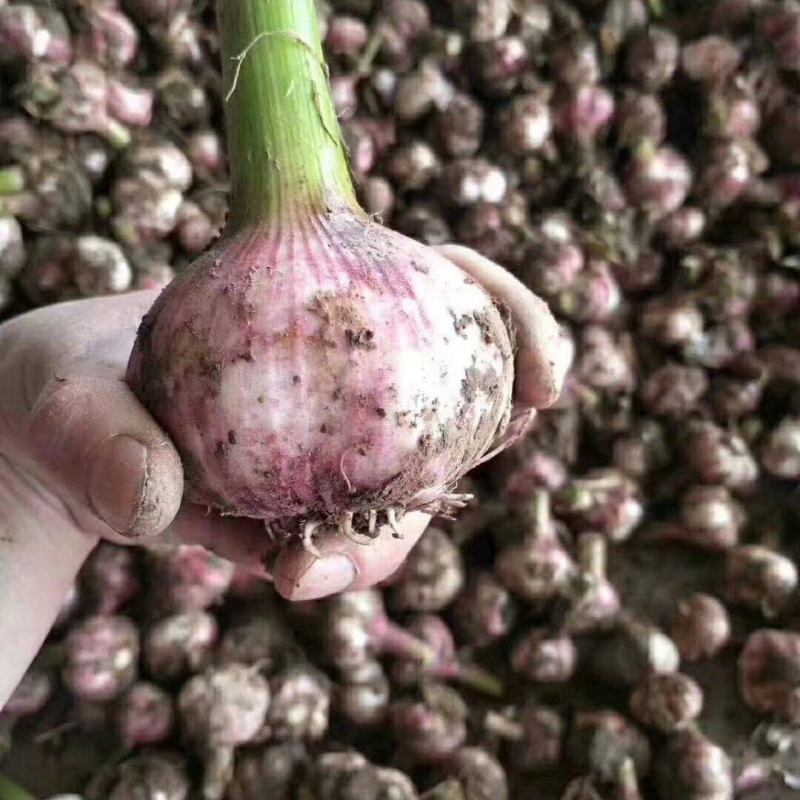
(126, 0, 515, 547)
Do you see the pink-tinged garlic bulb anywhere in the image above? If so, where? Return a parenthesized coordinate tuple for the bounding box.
(87, 751, 189, 800)
(62, 615, 140, 702)
(117, 681, 175, 748)
(143, 610, 218, 681)
(391, 684, 468, 764)
(81, 543, 141, 615)
(126, 0, 517, 551)
(178, 663, 271, 800)
(265, 665, 331, 742)
(0, 4, 72, 66)
(495, 490, 576, 603)
(127, 227, 513, 538)
(337, 659, 391, 726)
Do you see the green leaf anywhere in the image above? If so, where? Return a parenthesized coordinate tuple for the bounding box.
(0, 774, 35, 800)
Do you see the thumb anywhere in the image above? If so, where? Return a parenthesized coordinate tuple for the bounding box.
(27, 372, 183, 540)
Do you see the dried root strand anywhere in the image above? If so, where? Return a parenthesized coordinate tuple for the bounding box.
(387, 507, 404, 539)
(281, 503, 437, 551)
(302, 520, 323, 558)
(420, 492, 476, 519)
(339, 511, 375, 546)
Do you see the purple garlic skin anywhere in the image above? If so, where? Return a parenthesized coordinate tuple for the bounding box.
(62, 615, 139, 702)
(655, 729, 732, 800)
(126, 213, 516, 532)
(512, 703, 564, 772)
(340, 765, 419, 800)
(337, 659, 390, 726)
(630, 673, 704, 732)
(76, 1, 139, 69)
(391, 686, 468, 764)
(568, 710, 652, 783)
(761, 417, 800, 479)
(0, 5, 72, 66)
(265, 666, 331, 742)
(95, 751, 190, 800)
(228, 742, 307, 800)
(739, 629, 800, 718)
(391, 527, 464, 612)
(82, 543, 141, 614)
(512, 629, 577, 683)
(144, 610, 218, 681)
(149, 544, 234, 614)
(669, 593, 731, 661)
(452, 571, 517, 646)
(117, 681, 175, 748)
(178, 663, 270, 750)
(448, 747, 509, 800)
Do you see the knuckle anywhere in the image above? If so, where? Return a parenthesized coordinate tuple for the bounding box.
(31, 375, 106, 422)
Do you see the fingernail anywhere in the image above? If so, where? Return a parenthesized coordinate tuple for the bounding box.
(286, 554, 358, 601)
(87, 435, 149, 535)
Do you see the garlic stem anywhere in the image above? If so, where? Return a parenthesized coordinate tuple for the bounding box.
(217, 0, 359, 226)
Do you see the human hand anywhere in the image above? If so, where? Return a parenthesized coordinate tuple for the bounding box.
(0, 244, 569, 708)
(260, 245, 571, 601)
